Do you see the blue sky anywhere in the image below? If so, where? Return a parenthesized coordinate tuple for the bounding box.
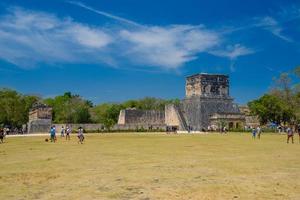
(0, 0, 300, 104)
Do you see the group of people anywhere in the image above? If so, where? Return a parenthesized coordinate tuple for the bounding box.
(251, 125, 300, 143)
(49, 125, 85, 144)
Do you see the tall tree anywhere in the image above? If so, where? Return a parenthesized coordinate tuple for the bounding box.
(0, 89, 39, 127)
(248, 94, 294, 125)
(44, 92, 92, 123)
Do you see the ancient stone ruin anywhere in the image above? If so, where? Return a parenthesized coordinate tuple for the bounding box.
(117, 108, 166, 130)
(176, 73, 245, 131)
(118, 73, 245, 132)
(27, 102, 52, 133)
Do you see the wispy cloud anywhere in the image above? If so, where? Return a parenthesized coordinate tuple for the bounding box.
(210, 44, 254, 60)
(67, 1, 142, 27)
(210, 44, 255, 72)
(119, 25, 220, 68)
(255, 16, 292, 42)
(0, 7, 113, 67)
(0, 5, 254, 70)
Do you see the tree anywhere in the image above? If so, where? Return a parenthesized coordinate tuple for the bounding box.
(91, 103, 123, 130)
(122, 97, 180, 111)
(248, 94, 294, 125)
(0, 89, 39, 127)
(44, 92, 92, 123)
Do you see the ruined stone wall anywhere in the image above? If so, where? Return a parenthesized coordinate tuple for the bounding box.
(29, 107, 52, 121)
(117, 110, 126, 125)
(118, 109, 165, 126)
(28, 106, 53, 133)
(51, 123, 165, 132)
(114, 124, 166, 131)
(165, 104, 180, 127)
(27, 119, 52, 133)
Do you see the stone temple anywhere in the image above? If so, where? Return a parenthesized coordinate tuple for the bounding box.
(27, 102, 52, 133)
(118, 73, 245, 132)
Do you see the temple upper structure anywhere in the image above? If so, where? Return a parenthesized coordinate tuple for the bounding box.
(185, 74, 229, 98)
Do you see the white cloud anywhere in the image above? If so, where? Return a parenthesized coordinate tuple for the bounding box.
(0, 6, 254, 70)
(209, 44, 255, 72)
(256, 16, 292, 42)
(68, 1, 142, 27)
(119, 25, 220, 68)
(0, 8, 112, 67)
(210, 44, 254, 60)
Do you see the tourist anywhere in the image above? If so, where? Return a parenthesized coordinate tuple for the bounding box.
(252, 127, 256, 139)
(66, 126, 71, 140)
(223, 126, 227, 134)
(287, 127, 294, 144)
(297, 124, 300, 143)
(50, 126, 56, 143)
(77, 127, 84, 144)
(0, 128, 4, 143)
(207, 125, 211, 132)
(277, 126, 282, 133)
(61, 126, 65, 137)
(257, 126, 261, 139)
(3, 127, 7, 136)
(22, 124, 27, 134)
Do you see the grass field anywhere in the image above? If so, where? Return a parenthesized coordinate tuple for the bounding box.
(0, 133, 299, 200)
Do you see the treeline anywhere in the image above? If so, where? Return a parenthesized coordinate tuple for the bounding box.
(0, 89, 179, 129)
(0, 89, 40, 127)
(248, 66, 300, 126)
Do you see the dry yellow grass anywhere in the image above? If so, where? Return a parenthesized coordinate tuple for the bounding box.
(0, 133, 299, 200)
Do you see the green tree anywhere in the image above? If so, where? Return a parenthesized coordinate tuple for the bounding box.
(91, 103, 123, 130)
(248, 94, 294, 125)
(44, 92, 91, 123)
(0, 89, 39, 127)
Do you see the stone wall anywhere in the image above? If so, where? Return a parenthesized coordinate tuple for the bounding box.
(114, 124, 166, 131)
(118, 109, 165, 126)
(28, 103, 53, 133)
(165, 104, 180, 127)
(118, 110, 126, 125)
(28, 119, 52, 133)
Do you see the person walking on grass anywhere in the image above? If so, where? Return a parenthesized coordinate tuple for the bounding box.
(77, 127, 84, 144)
(0, 128, 4, 143)
(61, 126, 65, 137)
(287, 127, 294, 144)
(252, 127, 257, 139)
(65, 126, 71, 140)
(257, 126, 261, 139)
(297, 124, 300, 143)
(50, 126, 56, 143)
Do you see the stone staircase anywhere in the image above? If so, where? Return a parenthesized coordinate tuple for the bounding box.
(174, 104, 189, 131)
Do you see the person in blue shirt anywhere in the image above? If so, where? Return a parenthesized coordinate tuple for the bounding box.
(252, 127, 257, 139)
(50, 125, 56, 142)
